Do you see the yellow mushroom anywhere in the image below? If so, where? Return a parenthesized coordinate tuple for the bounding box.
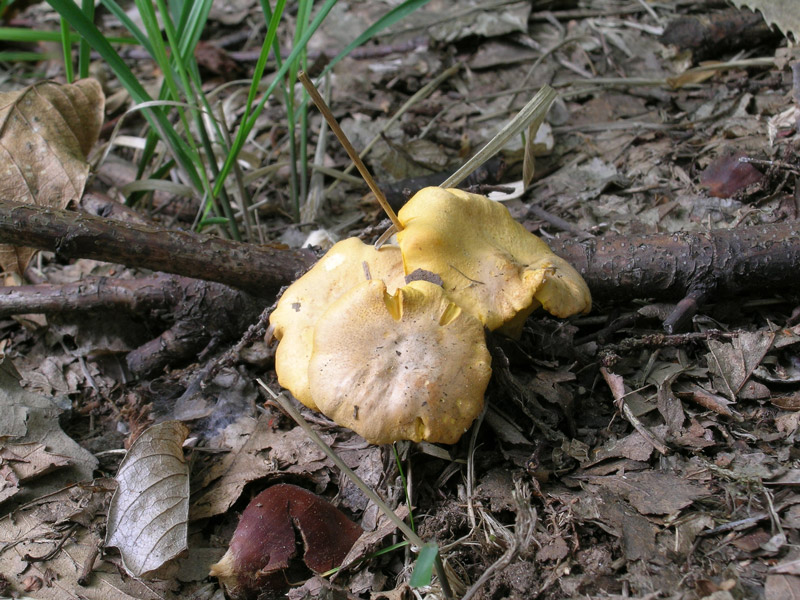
(269, 238, 405, 409)
(397, 187, 591, 333)
(307, 279, 491, 444)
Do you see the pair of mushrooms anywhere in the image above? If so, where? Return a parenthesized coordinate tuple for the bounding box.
(270, 187, 591, 445)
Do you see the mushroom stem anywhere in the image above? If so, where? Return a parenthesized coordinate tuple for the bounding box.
(259, 380, 454, 600)
(298, 71, 404, 231)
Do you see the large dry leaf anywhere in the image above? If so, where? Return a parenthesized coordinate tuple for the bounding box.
(706, 330, 775, 399)
(0, 358, 98, 509)
(585, 471, 710, 515)
(0, 79, 104, 275)
(0, 478, 149, 600)
(105, 420, 190, 578)
(0, 442, 70, 481)
(730, 0, 800, 42)
(191, 418, 333, 520)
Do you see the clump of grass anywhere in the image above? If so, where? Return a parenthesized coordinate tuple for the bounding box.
(1, 0, 431, 240)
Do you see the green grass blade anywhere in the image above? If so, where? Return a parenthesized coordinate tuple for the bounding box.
(59, 17, 73, 83)
(178, 0, 213, 55)
(214, 0, 337, 198)
(250, 0, 287, 111)
(409, 543, 438, 588)
(0, 51, 57, 61)
(46, 0, 203, 191)
(0, 26, 133, 45)
(259, 0, 300, 217)
(97, 0, 153, 53)
(132, 0, 198, 183)
(46, 1, 153, 105)
(135, 0, 204, 187)
(78, 0, 94, 79)
(294, 0, 312, 215)
(198, 216, 230, 227)
(393, 443, 416, 532)
(135, 0, 175, 92)
(158, 0, 239, 236)
(167, 0, 182, 26)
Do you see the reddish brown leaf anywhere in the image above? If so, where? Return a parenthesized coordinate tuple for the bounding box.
(209, 483, 362, 600)
(194, 41, 240, 77)
(701, 151, 764, 198)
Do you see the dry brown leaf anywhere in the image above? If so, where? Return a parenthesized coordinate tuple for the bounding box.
(0, 442, 70, 481)
(572, 487, 657, 561)
(771, 393, 800, 411)
(730, 0, 800, 42)
(0, 79, 104, 275)
(586, 471, 709, 515)
(0, 478, 139, 600)
(773, 554, 800, 576)
(705, 330, 775, 404)
(766, 574, 800, 600)
(339, 505, 410, 570)
(0, 358, 97, 507)
(591, 430, 656, 463)
(191, 418, 333, 520)
(105, 420, 189, 578)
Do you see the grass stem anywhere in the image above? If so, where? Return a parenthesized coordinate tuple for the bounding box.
(297, 70, 403, 231)
(258, 381, 453, 600)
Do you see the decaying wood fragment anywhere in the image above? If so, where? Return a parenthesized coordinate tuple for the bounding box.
(551, 223, 800, 330)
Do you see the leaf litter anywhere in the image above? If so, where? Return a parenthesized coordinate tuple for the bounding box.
(1, 0, 800, 599)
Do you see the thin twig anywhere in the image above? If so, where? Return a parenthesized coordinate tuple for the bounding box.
(601, 368, 670, 456)
(327, 63, 462, 192)
(298, 71, 403, 231)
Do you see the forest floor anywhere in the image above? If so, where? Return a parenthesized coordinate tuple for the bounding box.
(0, 1, 799, 599)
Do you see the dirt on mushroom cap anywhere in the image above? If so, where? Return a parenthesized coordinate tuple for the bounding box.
(397, 187, 591, 332)
(308, 279, 492, 444)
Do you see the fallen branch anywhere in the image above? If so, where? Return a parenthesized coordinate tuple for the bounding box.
(1, 201, 799, 330)
(554, 223, 800, 330)
(0, 200, 316, 297)
(0, 273, 264, 377)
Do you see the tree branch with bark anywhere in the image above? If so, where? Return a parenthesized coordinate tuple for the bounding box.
(1, 199, 798, 372)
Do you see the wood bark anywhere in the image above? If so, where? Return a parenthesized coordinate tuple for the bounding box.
(1, 200, 799, 324)
(0, 273, 264, 377)
(0, 201, 316, 297)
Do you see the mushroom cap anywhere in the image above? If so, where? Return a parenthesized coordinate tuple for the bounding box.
(308, 279, 491, 444)
(269, 238, 405, 409)
(397, 187, 591, 331)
